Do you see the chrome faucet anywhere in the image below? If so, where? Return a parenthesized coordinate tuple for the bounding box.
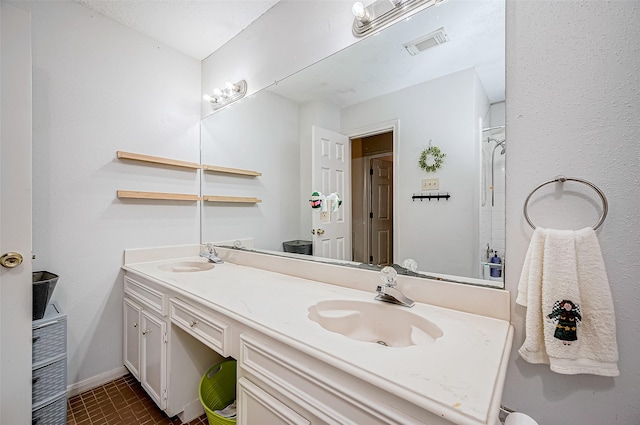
(375, 266, 414, 308)
(200, 243, 224, 264)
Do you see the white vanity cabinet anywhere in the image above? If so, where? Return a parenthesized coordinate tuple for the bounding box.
(122, 254, 512, 425)
(123, 272, 225, 422)
(123, 275, 169, 410)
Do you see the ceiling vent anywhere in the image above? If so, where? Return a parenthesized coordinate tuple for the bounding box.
(403, 27, 449, 56)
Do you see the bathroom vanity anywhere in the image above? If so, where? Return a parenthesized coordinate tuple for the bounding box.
(122, 245, 513, 425)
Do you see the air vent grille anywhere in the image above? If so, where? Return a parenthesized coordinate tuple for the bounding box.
(403, 27, 449, 56)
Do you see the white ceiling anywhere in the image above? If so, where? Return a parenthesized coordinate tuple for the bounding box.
(74, 0, 505, 105)
(74, 0, 281, 60)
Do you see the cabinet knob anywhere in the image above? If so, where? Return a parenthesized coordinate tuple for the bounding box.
(133, 323, 138, 328)
(189, 320, 198, 328)
(141, 329, 151, 335)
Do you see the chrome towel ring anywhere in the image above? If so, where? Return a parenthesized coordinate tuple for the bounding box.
(523, 176, 608, 230)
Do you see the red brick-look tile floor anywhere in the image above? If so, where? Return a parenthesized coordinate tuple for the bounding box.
(66, 373, 208, 425)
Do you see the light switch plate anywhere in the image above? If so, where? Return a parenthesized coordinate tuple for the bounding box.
(320, 211, 330, 223)
(421, 178, 439, 191)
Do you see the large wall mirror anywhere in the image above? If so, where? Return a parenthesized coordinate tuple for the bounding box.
(201, 0, 506, 288)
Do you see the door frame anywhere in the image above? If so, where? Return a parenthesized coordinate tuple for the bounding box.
(346, 120, 399, 264)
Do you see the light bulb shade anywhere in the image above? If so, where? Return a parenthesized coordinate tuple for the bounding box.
(352, 2, 370, 22)
(225, 81, 239, 92)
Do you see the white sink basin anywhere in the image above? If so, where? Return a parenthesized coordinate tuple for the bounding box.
(308, 299, 443, 347)
(158, 261, 214, 273)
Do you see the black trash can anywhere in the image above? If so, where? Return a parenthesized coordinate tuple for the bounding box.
(282, 240, 312, 255)
(32, 271, 59, 320)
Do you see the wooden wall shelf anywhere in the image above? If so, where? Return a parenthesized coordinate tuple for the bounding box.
(202, 164, 262, 177)
(117, 151, 201, 170)
(203, 195, 262, 204)
(117, 190, 201, 201)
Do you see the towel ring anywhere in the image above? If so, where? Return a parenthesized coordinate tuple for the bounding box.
(523, 176, 608, 230)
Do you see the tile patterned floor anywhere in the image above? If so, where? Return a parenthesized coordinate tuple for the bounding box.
(66, 373, 208, 425)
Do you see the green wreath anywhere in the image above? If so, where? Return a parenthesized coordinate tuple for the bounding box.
(419, 145, 446, 172)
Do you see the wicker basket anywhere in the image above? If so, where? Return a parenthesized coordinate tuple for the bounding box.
(199, 360, 237, 425)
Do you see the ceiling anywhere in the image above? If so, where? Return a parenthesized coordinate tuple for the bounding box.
(268, 0, 505, 106)
(74, 0, 281, 60)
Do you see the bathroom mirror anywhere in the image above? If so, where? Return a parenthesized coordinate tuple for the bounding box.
(201, 0, 506, 287)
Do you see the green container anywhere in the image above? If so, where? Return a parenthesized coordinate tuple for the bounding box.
(199, 360, 237, 425)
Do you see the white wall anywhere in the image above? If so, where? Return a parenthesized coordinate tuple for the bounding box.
(10, 1, 201, 387)
(503, 1, 639, 423)
(200, 91, 301, 249)
(342, 68, 488, 277)
(202, 1, 640, 422)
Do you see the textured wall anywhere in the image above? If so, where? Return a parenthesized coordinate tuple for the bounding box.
(504, 1, 640, 423)
(10, 1, 201, 386)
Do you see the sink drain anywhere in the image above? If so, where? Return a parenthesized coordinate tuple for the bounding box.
(375, 340, 389, 346)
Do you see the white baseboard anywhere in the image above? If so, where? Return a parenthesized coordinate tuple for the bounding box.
(67, 366, 129, 397)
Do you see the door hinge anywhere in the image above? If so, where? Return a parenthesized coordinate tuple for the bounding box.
(163, 389, 168, 400)
(163, 333, 168, 343)
(370, 255, 374, 262)
(370, 168, 374, 175)
(369, 212, 374, 219)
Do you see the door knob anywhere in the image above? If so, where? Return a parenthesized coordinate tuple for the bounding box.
(0, 252, 23, 268)
(316, 229, 325, 235)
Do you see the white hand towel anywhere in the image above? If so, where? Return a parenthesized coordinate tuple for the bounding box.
(516, 228, 548, 364)
(516, 227, 619, 376)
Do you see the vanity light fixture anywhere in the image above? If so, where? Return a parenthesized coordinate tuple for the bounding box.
(203, 79, 247, 111)
(351, 0, 444, 37)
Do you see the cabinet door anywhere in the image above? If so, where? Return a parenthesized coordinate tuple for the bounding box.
(123, 298, 141, 380)
(238, 377, 310, 425)
(140, 310, 167, 410)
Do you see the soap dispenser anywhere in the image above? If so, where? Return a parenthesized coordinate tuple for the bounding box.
(490, 252, 502, 278)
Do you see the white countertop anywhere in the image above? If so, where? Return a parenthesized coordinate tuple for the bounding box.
(123, 255, 512, 425)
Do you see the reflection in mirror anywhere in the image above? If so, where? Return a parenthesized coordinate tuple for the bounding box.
(201, 0, 505, 288)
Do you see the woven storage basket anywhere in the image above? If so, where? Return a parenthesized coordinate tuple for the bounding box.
(199, 360, 237, 425)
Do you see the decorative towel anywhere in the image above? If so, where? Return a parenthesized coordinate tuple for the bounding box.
(516, 227, 619, 376)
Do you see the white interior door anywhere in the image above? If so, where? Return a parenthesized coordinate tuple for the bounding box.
(311, 126, 351, 260)
(0, 4, 33, 423)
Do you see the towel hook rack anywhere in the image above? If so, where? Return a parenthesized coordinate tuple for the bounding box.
(523, 175, 608, 230)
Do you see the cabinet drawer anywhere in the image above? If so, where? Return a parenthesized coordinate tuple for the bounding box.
(32, 393, 66, 425)
(170, 298, 230, 357)
(238, 377, 310, 425)
(33, 357, 67, 407)
(124, 276, 168, 316)
(32, 317, 67, 366)
(240, 334, 400, 425)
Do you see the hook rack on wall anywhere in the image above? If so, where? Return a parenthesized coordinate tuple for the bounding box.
(412, 192, 451, 201)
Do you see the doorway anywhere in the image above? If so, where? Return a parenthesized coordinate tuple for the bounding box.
(351, 131, 394, 265)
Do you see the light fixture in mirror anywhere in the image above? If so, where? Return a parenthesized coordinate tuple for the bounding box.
(203, 79, 247, 111)
(351, 0, 444, 37)
(200, 0, 505, 288)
